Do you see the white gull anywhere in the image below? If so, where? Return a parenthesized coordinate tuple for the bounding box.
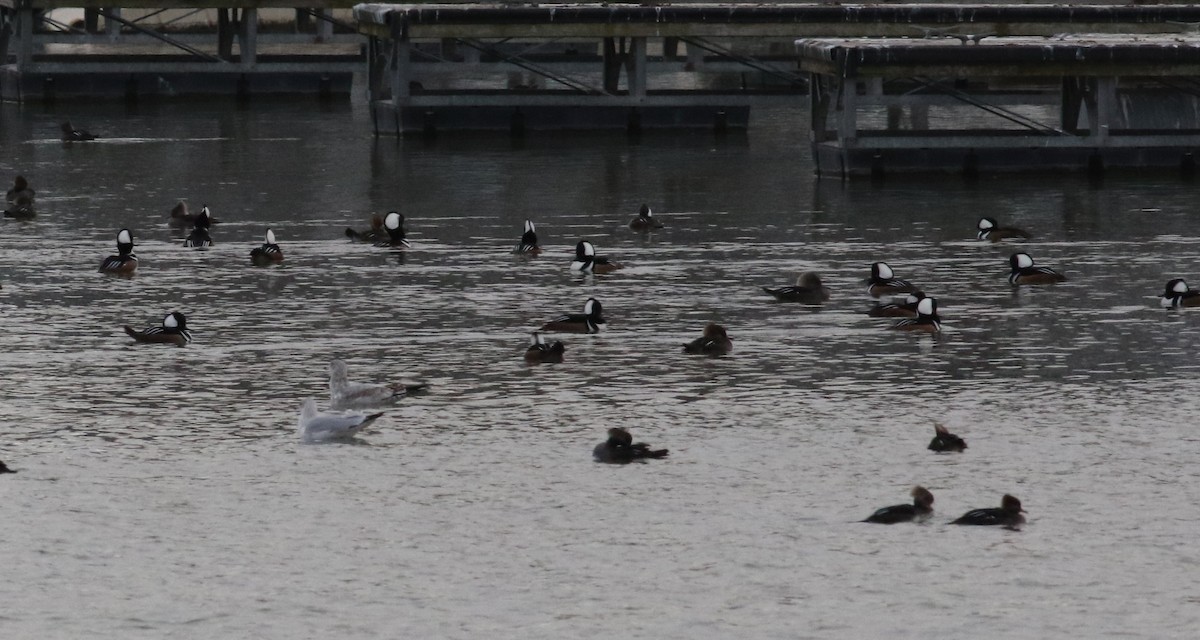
(328, 359, 426, 410)
(298, 398, 383, 443)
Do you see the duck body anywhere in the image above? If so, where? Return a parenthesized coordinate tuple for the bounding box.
(61, 121, 97, 142)
(5, 175, 36, 218)
(951, 494, 1026, 529)
(928, 423, 967, 452)
(863, 486, 935, 524)
(374, 211, 411, 248)
(250, 229, 284, 266)
(593, 427, 668, 463)
(570, 240, 622, 274)
(868, 292, 926, 318)
(513, 219, 541, 255)
(124, 311, 192, 347)
(762, 272, 831, 304)
(298, 398, 383, 443)
(977, 217, 1031, 242)
(183, 207, 213, 249)
(0, 461, 15, 474)
(1160, 279, 1200, 308)
(524, 332, 564, 363)
(682, 323, 733, 355)
(346, 214, 385, 243)
(1008, 252, 1065, 285)
(629, 204, 664, 231)
(99, 228, 138, 275)
(541, 297, 605, 334)
(890, 297, 941, 333)
(866, 262, 920, 298)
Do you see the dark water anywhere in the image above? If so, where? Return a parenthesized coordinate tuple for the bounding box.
(3, 96, 1200, 638)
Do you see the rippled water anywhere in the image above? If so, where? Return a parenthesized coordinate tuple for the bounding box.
(4, 96, 1200, 638)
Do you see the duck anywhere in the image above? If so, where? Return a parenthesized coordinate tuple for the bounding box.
(513, 219, 541, 255)
(1160, 279, 1200, 308)
(328, 359, 426, 410)
(977, 217, 1031, 242)
(250, 229, 284, 266)
(889, 297, 941, 333)
(629, 203, 664, 231)
(0, 460, 16, 474)
(951, 494, 1026, 529)
(866, 262, 920, 298)
(1008, 252, 1065, 285)
(862, 486, 935, 524)
(375, 211, 411, 248)
(298, 398, 384, 443)
(345, 214, 385, 243)
(98, 228, 138, 275)
(593, 427, 669, 463)
(524, 332, 564, 363)
(170, 202, 221, 226)
(761, 272, 831, 304)
(4, 175, 35, 219)
(124, 311, 192, 347)
(60, 121, 97, 142)
(682, 323, 733, 355)
(928, 423, 966, 452)
(541, 297, 605, 334)
(183, 207, 213, 248)
(570, 240, 623, 274)
(868, 291, 926, 318)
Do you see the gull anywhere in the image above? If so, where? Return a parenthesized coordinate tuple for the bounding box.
(297, 398, 383, 443)
(329, 359, 427, 410)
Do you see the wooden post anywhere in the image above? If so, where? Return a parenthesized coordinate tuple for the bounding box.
(391, 32, 411, 99)
(218, 9, 234, 60)
(105, 8, 121, 39)
(602, 37, 622, 94)
(1095, 76, 1116, 141)
(16, 7, 32, 66)
(240, 8, 257, 67)
(837, 78, 857, 143)
(628, 37, 647, 98)
(316, 8, 333, 43)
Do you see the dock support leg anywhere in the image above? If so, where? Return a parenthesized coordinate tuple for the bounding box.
(628, 37, 647, 98)
(0, 15, 11, 64)
(16, 7, 32, 66)
(105, 8, 121, 40)
(391, 31, 411, 99)
(837, 78, 857, 143)
(316, 9, 333, 43)
(1094, 77, 1116, 141)
(685, 40, 703, 71)
(218, 9, 235, 60)
(240, 8, 257, 67)
(603, 37, 624, 94)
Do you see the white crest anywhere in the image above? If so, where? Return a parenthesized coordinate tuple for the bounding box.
(200, 205, 211, 217)
(163, 313, 178, 329)
(917, 297, 935, 316)
(978, 218, 994, 230)
(643, 207, 653, 218)
(583, 241, 596, 258)
(876, 262, 894, 280)
(1014, 253, 1034, 269)
(384, 212, 402, 231)
(905, 293, 920, 304)
(265, 229, 276, 244)
(530, 332, 545, 346)
(524, 220, 535, 233)
(117, 229, 132, 244)
(583, 298, 596, 315)
(1173, 279, 1189, 294)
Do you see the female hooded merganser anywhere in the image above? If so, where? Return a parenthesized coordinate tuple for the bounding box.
(951, 494, 1026, 529)
(60, 121, 97, 142)
(629, 203, 664, 231)
(183, 207, 213, 248)
(868, 291, 926, 318)
(593, 427, 669, 463)
(863, 486, 935, 524)
(1160, 279, 1200, 308)
(762, 272, 831, 304)
(99, 228, 138, 275)
(541, 297, 606, 334)
(124, 311, 192, 347)
(0, 460, 15, 474)
(977, 217, 1031, 242)
(570, 240, 623, 274)
(890, 297, 941, 333)
(866, 262, 921, 298)
(1008, 252, 1065, 285)
(524, 332, 564, 363)
(345, 214, 385, 243)
(170, 202, 221, 226)
(328, 359, 426, 410)
(513, 219, 541, 255)
(683, 323, 733, 355)
(928, 423, 966, 452)
(4, 175, 35, 219)
(298, 398, 384, 443)
(250, 229, 284, 266)
(375, 211, 411, 248)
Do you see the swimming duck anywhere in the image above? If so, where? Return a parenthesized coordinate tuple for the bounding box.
(328, 359, 426, 410)
(524, 332, 564, 363)
(98, 228, 138, 275)
(928, 423, 966, 452)
(862, 486, 935, 524)
(593, 427, 669, 463)
(868, 291, 926, 318)
(866, 262, 920, 298)
(345, 214, 385, 243)
(951, 494, 1026, 529)
(298, 398, 384, 443)
(375, 211, 411, 248)
(1160, 279, 1200, 308)
(1008, 252, 1065, 285)
(513, 219, 541, 255)
(541, 297, 605, 334)
(629, 203, 664, 231)
(60, 121, 97, 142)
(977, 217, 1031, 242)
(4, 175, 35, 219)
(170, 202, 221, 226)
(183, 207, 213, 248)
(124, 311, 192, 347)
(250, 228, 284, 266)
(761, 272, 831, 304)
(570, 240, 623, 274)
(0, 460, 15, 474)
(682, 323, 733, 355)
(889, 297, 941, 333)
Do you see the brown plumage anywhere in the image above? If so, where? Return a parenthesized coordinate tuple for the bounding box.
(682, 323, 733, 355)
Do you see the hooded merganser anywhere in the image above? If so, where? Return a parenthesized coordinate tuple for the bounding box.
(298, 398, 384, 443)
(951, 494, 1026, 529)
(250, 229, 284, 266)
(928, 423, 966, 452)
(0, 460, 16, 474)
(183, 207, 213, 248)
(541, 297, 606, 334)
(593, 427, 669, 463)
(1160, 279, 1200, 308)
(513, 219, 541, 255)
(570, 240, 623, 274)
(375, 211, 411, 248)
(1008, 252, 1065, 285)
(60, 121, 97, 142)
(629, 203, 665, 231)
(99, 228, 138, 275)
(977, 217, 1031, 242)
(682, 323, 733, 355)
(762, 272, 831, 304)
(328, 359, 426, 410)
(124, 311, 192, 347)
(890, 297, 941, 333)
(4, 175, 35, 219)
(170, 202, 221, 226)
(345, 214, 385, 243)
(863, 486, 935, 524)
(868, 291, 927, 318)
(524, 332, 564, 363)
(866, 262, 921, 298)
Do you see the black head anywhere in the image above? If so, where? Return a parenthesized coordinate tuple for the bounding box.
(116, 228, 134, 255)
(871, 262, 895, 281)
(607, 427, 633, 446)
(638, 203, 652, 218)
(915, 297, 938, 318)
(574, 240, 589, 261)
(384, 211, 406, 241)
(195, 206, 212, 229)
(13, 175, 28, 191)
(164, 311, 188, 331)
(1001, 494, 1025, 513)
(1165, 279, 1189, 297)
(911, 486, 934, 509)
(978, 217, 998, 232)
(583, 298, 602, 318)
(521, 220, 538, 244)
(1009, 252, 1034, 270)
(60, 122, 73, 133)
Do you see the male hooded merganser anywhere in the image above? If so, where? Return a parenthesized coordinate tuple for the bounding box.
(890, 297, 941, 333)
(375, 211, 411, 248)
(866, 262, 921, 298)
(570, 240, 623, 274)
(5, 175, 36, 219)
(593, 427, 669, 463)
(1160, 279, 1200, 308)
(328, 359, 426, 410)
(951, 494, 1026, 529)
(1008, 252, 1065, 285)
(170, 202, 221, 226)
(868, 291, 927, 318)
(183, 207, 213, 248)
(928, 423, 966, 452)
(863, 486, 935, 524)
(977, 217, 1031, 242)
(345, 214, 385, 243)
(250, 229, 284, 266)
(629, 203, 664, 231)
(762, 272, 831, 304)
(60, 121, 97, 142)
(98, 228, 138, 275)
(541, 297, 606, 334)
(124, 311, 192, 347)
(513, 219, 541, 255)
(682, 323, 733, 355)
(0, 460, 15, 474)
(298, 398, 384, 443)
(524, 332, 564, 363)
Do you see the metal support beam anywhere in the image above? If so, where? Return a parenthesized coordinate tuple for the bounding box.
(240, 7, 257, 67)
(105, 7, 121, 39)
(837, 78, 857, 142)
(17, 7, 32, 66)
(628, 36, 646, 98)
(316, 8, 332, 42)
(391, 33, 410, 99)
